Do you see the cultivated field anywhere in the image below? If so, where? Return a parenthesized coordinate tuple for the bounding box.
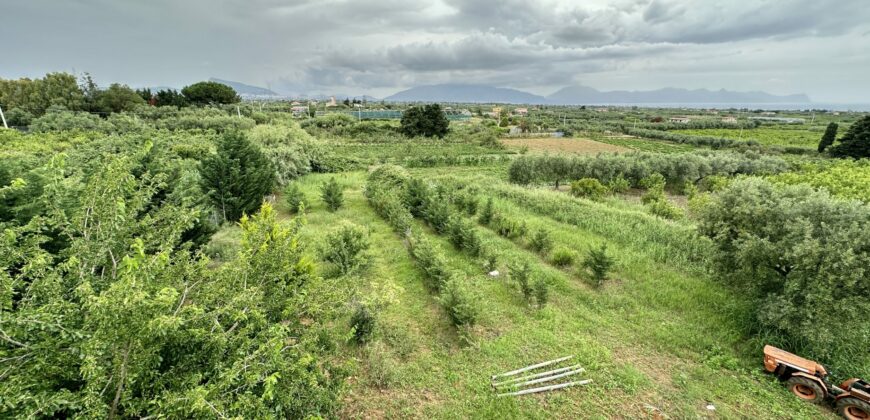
(501, 137, 628, 154)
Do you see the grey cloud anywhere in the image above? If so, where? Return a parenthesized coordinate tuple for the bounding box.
(1, 0, 869, 102)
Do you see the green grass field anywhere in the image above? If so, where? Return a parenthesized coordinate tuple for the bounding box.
(244, 168, 835, 419)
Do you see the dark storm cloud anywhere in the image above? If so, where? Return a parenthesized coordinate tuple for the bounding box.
(1, 0, 868, 101)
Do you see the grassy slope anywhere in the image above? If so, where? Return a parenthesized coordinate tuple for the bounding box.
(267, 170, 833, 419)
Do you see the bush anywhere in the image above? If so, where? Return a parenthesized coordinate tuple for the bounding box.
(422, 196, 453, 234)
(438, 277, 479, 327)
(582, 244, 615, 287)
(829, 115, 870, 158)
(350, 305, 376, 344)
(320, 177, 344, 212)
(646, 199, 684, 220)
(510, 262, 534, 303)
(608, 175, 631, 194)
(406, 232, 452, 291)
(478, 197, 495, 225)
(570, 178, 608, 200)
(550, 247, 576, 267)
(448, 217, 482, 257)
(285, 183, 306, 213)
(533, 279, 549, 309)
(491, 213, 527, 239)
(320, 222, 371, 276)
(528, 229, 554, 254)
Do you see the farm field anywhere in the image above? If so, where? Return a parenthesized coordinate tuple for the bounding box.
(501, 137, 628, 154)
(271, 169, 832, 419)
(1, 88, 868, 419)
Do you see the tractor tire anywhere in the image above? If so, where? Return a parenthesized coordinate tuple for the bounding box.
(837, 397, 870, 420)
(787, 376, 825, 404)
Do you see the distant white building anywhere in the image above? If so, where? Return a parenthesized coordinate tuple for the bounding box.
(721, 116, 737, 123)
(669, 116, 692, 124)
(291, 106, 309, 116)
(513, 107, 528, 116)
(749, 116, 805, 124)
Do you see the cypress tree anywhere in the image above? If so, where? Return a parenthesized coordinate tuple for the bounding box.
(829, 115, 870, 158)
(200, 131, 276, 222)
(817, 122, 838, 153)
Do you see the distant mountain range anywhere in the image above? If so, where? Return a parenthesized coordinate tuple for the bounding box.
(384, 84, 810, 104)
(209, 78, 279, 97)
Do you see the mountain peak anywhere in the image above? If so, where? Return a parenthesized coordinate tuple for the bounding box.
(209, 78, 279, 97)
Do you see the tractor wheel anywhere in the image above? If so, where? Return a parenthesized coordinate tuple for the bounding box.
(786, 376, 825, 403)
(837, 397, 870, 420)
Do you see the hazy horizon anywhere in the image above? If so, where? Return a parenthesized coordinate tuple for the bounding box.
(2, 0, 869, 102)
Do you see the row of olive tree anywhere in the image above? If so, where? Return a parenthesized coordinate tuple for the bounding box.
(508, 151, 788, 189)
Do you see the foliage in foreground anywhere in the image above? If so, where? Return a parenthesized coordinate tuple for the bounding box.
(768, 159, 870, 203)
(0, 156, 344, 418)
(698, 178, 870, 375)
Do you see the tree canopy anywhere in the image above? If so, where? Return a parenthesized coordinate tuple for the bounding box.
(181, 81, 240, 105)
(829, 115, 870, 158)
(400, 104, 449, 138)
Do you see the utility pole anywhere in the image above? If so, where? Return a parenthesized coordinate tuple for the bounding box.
(236, 105, 241, 118)
(0, 104, 7, 129)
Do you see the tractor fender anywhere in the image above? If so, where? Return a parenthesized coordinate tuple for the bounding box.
(792, 372, 828, 395)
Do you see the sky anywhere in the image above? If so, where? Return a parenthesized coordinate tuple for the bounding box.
(2, 0, 869, 102)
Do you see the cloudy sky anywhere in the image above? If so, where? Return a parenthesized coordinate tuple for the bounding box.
(3, 0, 869, 102)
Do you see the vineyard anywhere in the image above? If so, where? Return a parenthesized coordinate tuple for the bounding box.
(1, 98, 868, 419)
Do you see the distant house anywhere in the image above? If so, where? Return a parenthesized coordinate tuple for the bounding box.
(761, 111, 777, 116)
(721, 116, 738, 123)
(326, 96, 338, 107)
(291, 106, 308, 116)
(669, 116, 692, 124)
(290, 101, 301, 106)
(595, 108, 609, 112)
(513, 107, 528, 116)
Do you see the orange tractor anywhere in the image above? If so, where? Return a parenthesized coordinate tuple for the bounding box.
(764, 345, 870, 419)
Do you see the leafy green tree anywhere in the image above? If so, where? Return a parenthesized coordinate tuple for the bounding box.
(155, 89, 188, 107)
(136, 87, 153, 103)
(320, 177, 344, 212)
(697, 178, 870, 372)
(199, 131, 276, 222)
(97, 83, 146, 113)
(182, 81, 240, 105)
(400, 104, 449, 138)
(829, 115, 870, 158)
(570, 178, 608, 200)
(817, 122, 838, 153)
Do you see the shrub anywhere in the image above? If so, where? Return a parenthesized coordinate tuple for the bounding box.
(478, 197, 495, 225)
(320, 177, 344, 212)
(829, 115, 870, 158)
(491, 213, 527, 239)
(608, 175, 631, 194)
(403, 178, 430, 217)
(528, 229, 554, 254)
(699, 175, 729, 192)
(407, 232, 452, 291)
(350, 305, 376, 344)
(570, 178, 608, 200)
(285, 183, 306, 213)
(483, 252, 499, 272)
(582, 244, 615, 287)
(448, 217, 482, 257)
(533, 279, 549, 309)
(423, 196, 453, 234)
(550, 247, 576, 267)
(646, 199, 684, 220)
(367, 187, 413, 233)
(509, 262, 534, 303)
(438, 277, 479, 327)
(320, 222, 371, 276)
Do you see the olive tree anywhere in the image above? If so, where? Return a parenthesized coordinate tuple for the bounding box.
(697, 177, 870, 373)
